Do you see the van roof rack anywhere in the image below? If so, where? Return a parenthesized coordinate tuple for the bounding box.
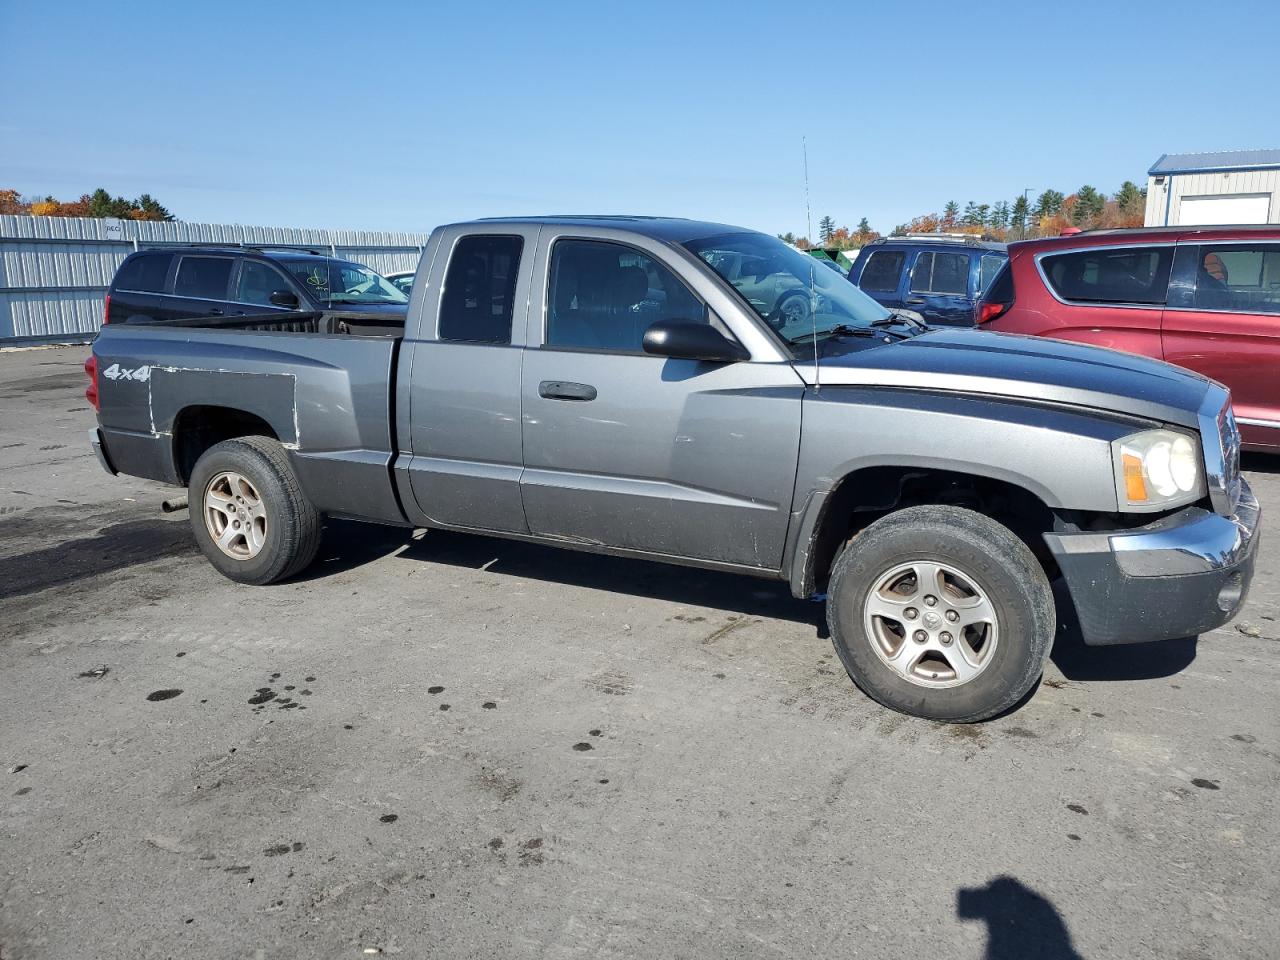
(138, 241, 329, 256)
(879, 233, 989, 245)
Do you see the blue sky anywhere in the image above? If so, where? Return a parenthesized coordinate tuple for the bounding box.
(2, 0, 1277, 237)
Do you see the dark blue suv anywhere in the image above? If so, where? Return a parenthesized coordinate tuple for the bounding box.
(848, 235, 1007, 326)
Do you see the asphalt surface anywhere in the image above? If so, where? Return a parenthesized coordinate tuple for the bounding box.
(2, 345, 1278, 960)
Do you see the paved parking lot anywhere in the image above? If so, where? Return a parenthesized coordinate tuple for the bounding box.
(2, 345, 1278, 960)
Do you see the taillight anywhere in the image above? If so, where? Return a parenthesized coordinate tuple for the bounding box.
(102, 293, 111, 326)
(85, 355, 99, 410)
(977, 301, 1009, 324)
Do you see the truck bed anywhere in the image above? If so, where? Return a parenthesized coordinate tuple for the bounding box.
(91, 322, 409, 526)
(119, 308, 404, 338)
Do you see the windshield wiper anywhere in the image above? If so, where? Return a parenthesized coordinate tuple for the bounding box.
(789, 324, 881, 346)
(870, 310, 930, 332)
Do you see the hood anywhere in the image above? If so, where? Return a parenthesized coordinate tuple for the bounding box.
(797, 329, 1214, 429)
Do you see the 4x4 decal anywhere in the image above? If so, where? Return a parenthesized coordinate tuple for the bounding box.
(100, 363, 150, 382)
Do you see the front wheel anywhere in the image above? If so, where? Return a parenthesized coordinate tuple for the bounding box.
(826, 505, 1055, 722)
(188, 435, 322, 585)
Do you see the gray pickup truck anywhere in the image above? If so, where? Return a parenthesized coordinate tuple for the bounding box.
(87, 216, 1261, 721)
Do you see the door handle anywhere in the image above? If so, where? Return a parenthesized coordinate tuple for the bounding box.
(208, 308, 224, 316)
(905, 298, 925, 305)
(539, 380, 597, 401)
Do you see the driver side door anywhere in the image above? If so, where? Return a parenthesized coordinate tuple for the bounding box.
(519, 232, 805, 570)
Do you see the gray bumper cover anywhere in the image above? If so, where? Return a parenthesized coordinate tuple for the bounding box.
(89, 426, 117, 476)
(1045, 479, 1261, 646)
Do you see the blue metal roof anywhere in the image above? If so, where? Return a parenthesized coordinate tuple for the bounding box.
(1149, 149, 1280, 175)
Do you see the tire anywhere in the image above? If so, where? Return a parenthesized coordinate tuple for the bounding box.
(188, 435, 322, 585)
(770, 291, 811, 331)
(826, 505, 1055, 723)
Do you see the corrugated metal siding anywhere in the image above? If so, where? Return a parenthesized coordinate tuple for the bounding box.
(1144, 169, 1280, 226)
(0, 215, 429, 342)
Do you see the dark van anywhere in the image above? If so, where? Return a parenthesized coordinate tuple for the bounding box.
(848, 235, 1007, 327)
(106, 246, 409, 336)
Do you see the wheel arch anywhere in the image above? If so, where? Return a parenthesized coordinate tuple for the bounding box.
(787, 462, 1059, 600)
(171, 405, 282, 486)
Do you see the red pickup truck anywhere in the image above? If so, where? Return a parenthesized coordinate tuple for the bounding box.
(979, 226, 1280, 452)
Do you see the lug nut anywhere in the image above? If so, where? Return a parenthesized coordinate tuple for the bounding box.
(945, 610, 959, 622)
(939, 632, 953, 645)
(913, 630, 928, 643)
(924, 595, 938, 607)
(904, 607, 918, 620)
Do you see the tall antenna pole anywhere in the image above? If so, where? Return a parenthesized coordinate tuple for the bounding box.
(803, 136, 813, 246)
(803, 136, 818, 390)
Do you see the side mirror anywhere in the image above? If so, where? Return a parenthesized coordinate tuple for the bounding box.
(269, 289, 300, 308)
(642, 320, 749, 363)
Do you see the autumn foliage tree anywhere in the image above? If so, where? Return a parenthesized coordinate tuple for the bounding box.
(884, 180, 1148, 241)
(2, 187, 175, 221)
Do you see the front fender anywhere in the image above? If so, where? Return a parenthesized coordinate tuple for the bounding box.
(784, 386, 1149, 598)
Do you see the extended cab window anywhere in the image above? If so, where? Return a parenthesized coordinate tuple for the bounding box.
(910, 251, 969, 295)
(546, 239, 704, 352)
(1041, 246, 1172, 305)
(114, 253, 172, 293)
(859, 250, 905, 292)
(174, 257, 233, 300)
(1194, 245, 1280, 314)
(438, 235, 523, 343)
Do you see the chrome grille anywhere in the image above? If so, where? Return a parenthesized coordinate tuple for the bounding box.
(1198, 386, 1240, 516)
(1220, 405, 1242, 509)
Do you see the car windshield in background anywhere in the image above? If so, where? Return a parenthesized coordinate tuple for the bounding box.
(282, 260, 409, 305)
(684, 232, 891, 343)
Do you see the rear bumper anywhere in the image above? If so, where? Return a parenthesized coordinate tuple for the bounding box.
(1045, 480, 1261, 646)
(89, 426, 117, 476)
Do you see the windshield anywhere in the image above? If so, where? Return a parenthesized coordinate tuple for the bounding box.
(282, 259, 409, 305)
(683, 232, 891, 343)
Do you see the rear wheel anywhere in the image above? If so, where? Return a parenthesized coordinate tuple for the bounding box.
(826, 505, 1054, 722)
(188, 436, 321, 585)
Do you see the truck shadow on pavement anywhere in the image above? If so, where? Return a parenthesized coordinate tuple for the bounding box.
(303, 520, 830, 636)
(957, 876, 1084, 960)
(307, 521, 1206, 686)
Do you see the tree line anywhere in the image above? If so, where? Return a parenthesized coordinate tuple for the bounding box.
(779, 215, 881, 251)
(0, 187, 175, 221)
(782, 181, 1148, 249)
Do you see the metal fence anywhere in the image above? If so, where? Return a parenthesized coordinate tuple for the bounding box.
(0, 215, 431, 343)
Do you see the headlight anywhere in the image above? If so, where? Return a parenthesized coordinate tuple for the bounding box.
(1112, 430, 1205, 511)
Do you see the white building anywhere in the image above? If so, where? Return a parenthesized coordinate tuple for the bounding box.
(1145, 150, 1280, 226)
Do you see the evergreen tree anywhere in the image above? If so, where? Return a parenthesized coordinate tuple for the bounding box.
(975, 204, 991, 228)
(1114, 180, 1144, 215)
(990, 201, 1010, 230)
(942, 201, 959, 227)
(961, 202, 980, 227)
(1010, 195, 1030, 236)
(818, 215, 835, 244)
(1072, 185, 1105, 225)
(1033, 190, 1065, 221)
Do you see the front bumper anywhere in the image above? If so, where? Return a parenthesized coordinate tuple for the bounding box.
(1045, 479, 1261, 646)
